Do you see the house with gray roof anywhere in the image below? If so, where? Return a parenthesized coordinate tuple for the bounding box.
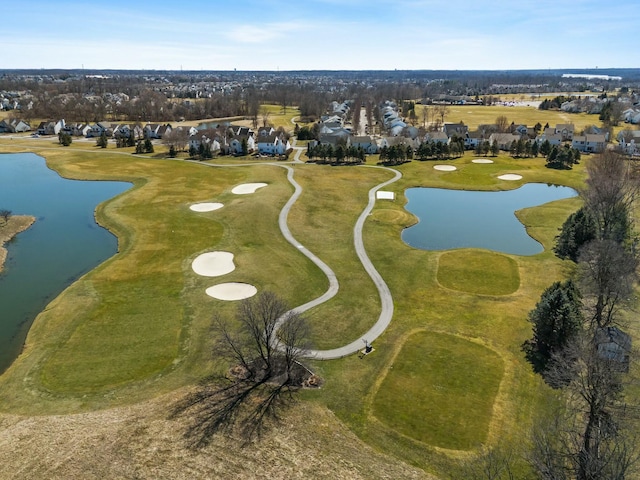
(595, 326, 631, 372)
(572, 134, 607, 153)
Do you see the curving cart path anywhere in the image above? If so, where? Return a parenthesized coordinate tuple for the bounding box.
(276, 164, 402, 359)
(191, 158, 401, 359)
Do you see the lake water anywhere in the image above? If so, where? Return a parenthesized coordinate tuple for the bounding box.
(0, 153, 130, 374)
(402, 184, 577, 255)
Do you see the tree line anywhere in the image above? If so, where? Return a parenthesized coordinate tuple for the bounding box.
(522, 150, 639, 479)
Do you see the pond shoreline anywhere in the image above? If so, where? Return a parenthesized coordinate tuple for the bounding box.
(0, 215, 36, 273)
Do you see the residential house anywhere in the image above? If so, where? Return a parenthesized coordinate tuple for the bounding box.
(257, 134, 290, 155)
(555, 124, 575, 141)
(489, 133, 521, 150)
(465, 130, 485, 150)
(65, 123, 91, 137)
(114, 124, 144, 141)
(144, 123, 172, 139)
(349, 135, 378, 154)
(0, 118, 31, 133)
(87, 122, 113, 138)
(229, 135, 256, 155)
(388, 120, 407, 136)
(234, 126, 253, 137)
(595, 326, 631, 372)
(617, 130, 640, 155)
(425, 131, 450, 144)
(257, 127, 275, 137)
(571, 134, 607, 153)
(443, 122, 469, 138)
(188, 128, 222, 154)
(37, 119, 65, 136)
(379, 136, 418, 150)
(537, 128, 563, 147)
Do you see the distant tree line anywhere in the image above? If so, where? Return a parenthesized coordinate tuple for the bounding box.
(416, 138, 465, 160)
(306, 143, 366, 165)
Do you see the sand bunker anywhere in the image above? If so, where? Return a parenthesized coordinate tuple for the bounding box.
(497, 174, 523, 181)
(472, 159, 494, 164)
(206, 283, 257, 301)
(192, 251, 235, 277)
(433, 165, 457, 171)
(376, 191, 395, 200)
(189, 202, 224, 212)
(232, 183, 267, 194)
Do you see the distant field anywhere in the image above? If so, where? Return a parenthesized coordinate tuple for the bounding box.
(417, 104, 598, 132)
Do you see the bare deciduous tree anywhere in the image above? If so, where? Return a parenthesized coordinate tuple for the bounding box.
(171, 292, 315, 447)
(530, 336, 640, 480)
(582, 150, 639, 243)
(260, 106, 271, 128)
(162, 127, 190, 153)
(578, 239, 637, 329)
(460, 444, 517, 480)
(495, 115, 509, 133)
(0, 209, 12, 225)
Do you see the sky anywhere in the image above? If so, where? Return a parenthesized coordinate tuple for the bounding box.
(3, 0, 637, 71)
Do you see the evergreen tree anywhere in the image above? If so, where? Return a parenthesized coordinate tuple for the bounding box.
(144, 138, 154, 153)
(96, 132, 108, 148)
(554, 207, 597, 262)
(540, 139, 551, 157)
(481, 140, 490, 156)
(58, 132, 72, 146)
(490, 139, 499, 156)
(522, 280, 583, 379)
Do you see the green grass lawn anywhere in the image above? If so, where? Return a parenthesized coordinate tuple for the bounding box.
(0, 138, 609, 477)
(372, 331, 504, 450)
(437, 250, 520, 296)
(417, 104, 599, 133)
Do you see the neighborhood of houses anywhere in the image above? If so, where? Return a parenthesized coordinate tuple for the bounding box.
(0, 118, 292, 157)
(1, 98, 640, 157)
(310, 100, 639, 157)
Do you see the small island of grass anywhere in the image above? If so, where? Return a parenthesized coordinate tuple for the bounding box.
(0, 214, 36, 272)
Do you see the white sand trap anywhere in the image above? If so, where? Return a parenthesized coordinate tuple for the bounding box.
(206, 283, 257, 301)
(190, 202, 224, 212)
(433, 164, 457, 171)
(232, 183, 267, 194)
(376, 191, 395, 200)
(497, 174, 523, 181)
(192, 251, 235, 277)
(472, 159, 494, 164)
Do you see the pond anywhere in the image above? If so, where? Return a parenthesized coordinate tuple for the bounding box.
(402, 184, 577, 256)
(0, 153, 131, 374)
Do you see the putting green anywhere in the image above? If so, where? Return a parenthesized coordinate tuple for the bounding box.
(437, 250, 520, 295)
(372, 331, 504, 450)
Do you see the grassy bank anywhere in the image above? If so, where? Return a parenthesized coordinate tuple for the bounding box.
(0, 215, 36, 273)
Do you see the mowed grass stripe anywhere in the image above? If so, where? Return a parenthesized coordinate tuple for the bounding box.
(372, 330, 504, 450)
(437, 250, 520, 296)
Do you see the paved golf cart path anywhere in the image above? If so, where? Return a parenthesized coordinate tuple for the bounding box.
(276, 162, 401, 359)
(197, 155, 401, 359)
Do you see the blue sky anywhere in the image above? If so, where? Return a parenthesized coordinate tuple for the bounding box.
(3, 0, 637, 71)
